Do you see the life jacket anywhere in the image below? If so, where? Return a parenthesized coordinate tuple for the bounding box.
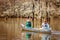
(26, 21, 31, 28)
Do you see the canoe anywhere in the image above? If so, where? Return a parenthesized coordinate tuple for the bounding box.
(21, 24, 51, 34)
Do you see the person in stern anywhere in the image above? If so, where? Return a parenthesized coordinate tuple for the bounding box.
(41, 18, 49, 29)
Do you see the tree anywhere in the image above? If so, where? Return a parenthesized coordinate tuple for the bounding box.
(0, 0, 10, 16)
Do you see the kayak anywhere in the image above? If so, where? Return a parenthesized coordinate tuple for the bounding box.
(21, 24, 51, 34)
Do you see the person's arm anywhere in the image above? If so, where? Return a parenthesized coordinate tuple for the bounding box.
(47, 23, 49, 28)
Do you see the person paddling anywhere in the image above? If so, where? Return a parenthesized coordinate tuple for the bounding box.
(25, 17, 32, 40)
(41, 18, 49, 29)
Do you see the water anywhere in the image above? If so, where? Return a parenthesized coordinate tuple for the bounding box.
(41, 34, 50, 40)
(21, 31, 60, 40)
(0, 18, 60, 40)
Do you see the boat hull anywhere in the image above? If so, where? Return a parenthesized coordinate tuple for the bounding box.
(21, 24, 51, 34)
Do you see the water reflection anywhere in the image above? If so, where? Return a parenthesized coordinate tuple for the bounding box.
(41, 34, 50, 40)
(21, 32, 33, 40)
(0, 18, 60, 40)
(21, 31, 60, 40)
(26, 32, 31, 40)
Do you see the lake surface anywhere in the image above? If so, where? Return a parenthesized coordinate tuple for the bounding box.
(0, 18, 60, 40)
(21, 31, 60, 40)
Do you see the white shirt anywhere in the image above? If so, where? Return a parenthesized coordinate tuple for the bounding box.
(41, 23, 49, 29)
